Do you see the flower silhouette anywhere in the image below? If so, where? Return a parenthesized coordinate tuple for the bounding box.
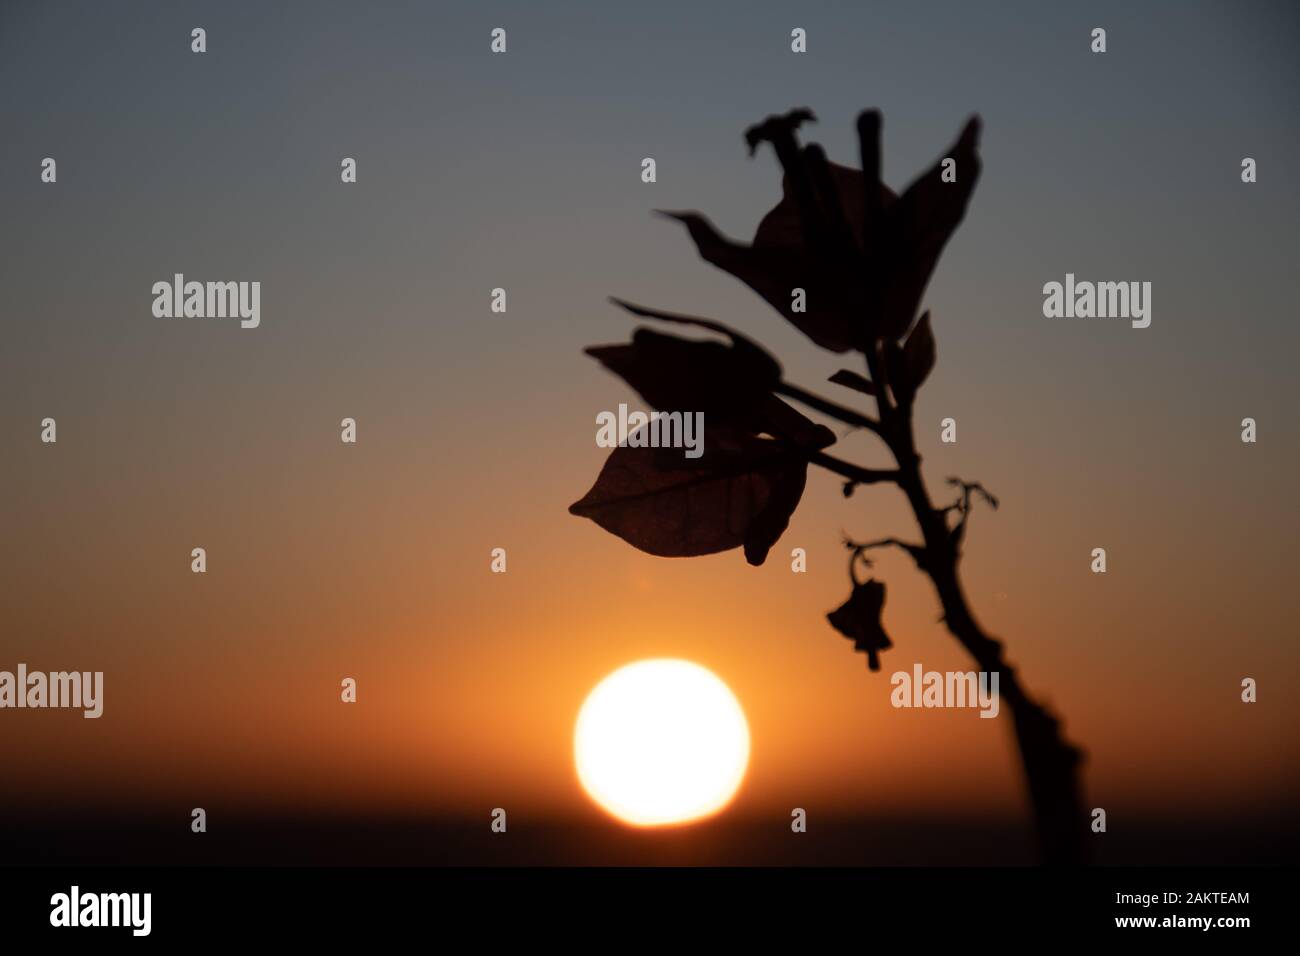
(660, 108, 980, 352)
(571, 107, 1087, 865)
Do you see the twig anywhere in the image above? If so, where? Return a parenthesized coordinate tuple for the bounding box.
(775, 382, 882, 434)
(844, 534, 927, 572)
(943, 477, 999, 549)
(805, 451, 898, 487)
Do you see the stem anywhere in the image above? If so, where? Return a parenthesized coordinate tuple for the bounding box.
(805, 451, 898, 487)
(776, 382, 882, 433)
(871, 361, 1088, 865)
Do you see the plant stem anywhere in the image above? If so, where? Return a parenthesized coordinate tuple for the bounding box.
(775, 382, 882, 433)
(804, 451, 898, 487)
(850, 345, 1089, 864)
(891, 413, 1086, 863)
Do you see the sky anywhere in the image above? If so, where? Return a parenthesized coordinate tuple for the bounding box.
(1, 1, 1297, 861)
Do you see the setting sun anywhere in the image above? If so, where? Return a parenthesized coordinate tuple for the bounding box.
(575, 659, 750, 827)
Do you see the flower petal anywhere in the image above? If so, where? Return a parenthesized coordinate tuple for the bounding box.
(881, 116, 982, 339)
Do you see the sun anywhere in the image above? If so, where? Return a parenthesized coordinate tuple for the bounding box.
(574, 659, 750, 827)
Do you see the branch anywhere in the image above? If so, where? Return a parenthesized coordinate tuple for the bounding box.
(844, 534, 927, 570)
(775, 381, 882, 434)
(947, 477, 999, 511)
(805, 451, 899, 487)
(864, 339, 896, 418)
(943, 477, 999, 549)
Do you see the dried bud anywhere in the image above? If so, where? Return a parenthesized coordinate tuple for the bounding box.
(826, 578, 894, 671)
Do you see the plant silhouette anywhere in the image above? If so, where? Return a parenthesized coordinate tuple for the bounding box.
(570, 107, 1087, 865)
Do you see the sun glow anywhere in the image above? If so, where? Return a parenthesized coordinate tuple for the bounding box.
(574, 659, 750, 826)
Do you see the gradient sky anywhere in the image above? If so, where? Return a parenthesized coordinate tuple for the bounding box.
(2, 0, 1297, 845)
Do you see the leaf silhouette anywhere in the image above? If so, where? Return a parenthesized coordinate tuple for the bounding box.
(743, 460, 808, 566)
(569, 429, 809, 564)
(879, 118, 981, 340)
(607, 297, 781, 381)
(585, 322, 835, 448)
(586, 329, 776, 426)
(755, 394, 837, 449)
(826, 578, 894, 671)
(658, 205, 869, 354)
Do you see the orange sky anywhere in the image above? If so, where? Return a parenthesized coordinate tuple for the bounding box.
(5, 415, 1296, 827)
(3, 0, 1297, 842)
